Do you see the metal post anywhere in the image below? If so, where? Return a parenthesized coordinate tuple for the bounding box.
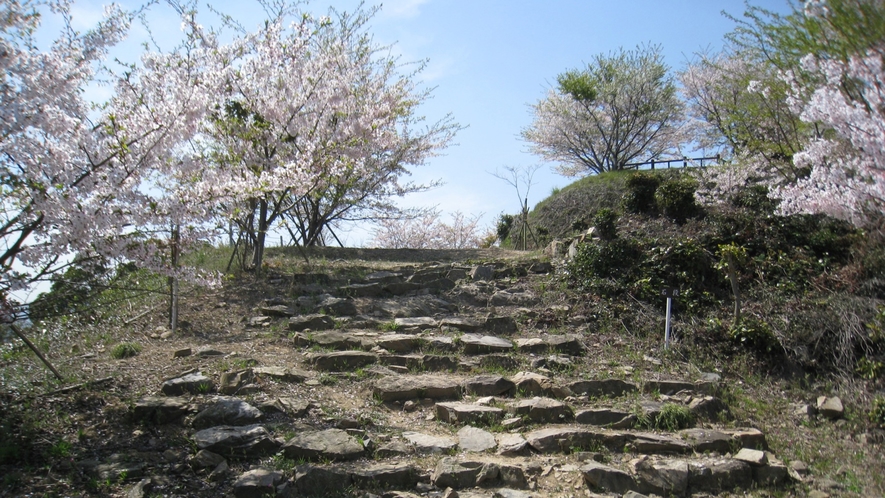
(664, 296, 672, 350)
(650, 159, 655, 170)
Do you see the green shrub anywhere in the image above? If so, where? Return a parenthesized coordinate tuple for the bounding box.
(110, 342, 142, 359)
(731, 184, 777, 213)
(654, 403, 694, 431)
(569, 238, 642, 281)
(592, 208, 618, 240)
(729, 317, 779, 354)
(655, 178, 699, 222)
(496, 213, 515, 243)
(871, 396, 885, 428)
(623, 172, 661, 214)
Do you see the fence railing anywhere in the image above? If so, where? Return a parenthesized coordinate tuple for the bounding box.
(623, 154, 721, 171)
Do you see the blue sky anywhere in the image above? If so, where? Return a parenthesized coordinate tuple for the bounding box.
(64, 0, 795, 245)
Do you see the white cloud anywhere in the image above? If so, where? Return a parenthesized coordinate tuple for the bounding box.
(381, 0, 429, 19)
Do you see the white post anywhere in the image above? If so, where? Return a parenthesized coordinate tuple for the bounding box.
(664, 296, 672, 350)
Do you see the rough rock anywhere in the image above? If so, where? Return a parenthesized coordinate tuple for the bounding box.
(288, 314, 336, 332)
(282, 429, 364, 462)
(258, 397, 311, 417)
(431, 459, 488, 489)
(510, 372, 555, 397)
(161, 372, 214, 396)
(496, 433, 529, 456)
(374, 375, 461, 402)
(581, 461, 637, 495)
(219, 369, 255, 395)
(349, 463, 419, 488)
(574, 408, 634, 427)
(376, 334, 420, 353)
(315, 296, 358, 316)
(816, 396, 844, 420)
(485, 316, 519, 335)
(457, 426, 497, 452)
(132, 396, 193, 424)
(568, 379, 638, 398)
(232, 468, 284, 498)
(310, 351, 377, 371)
(627, 433, 691, 454)
(403, 431, 457, 454)
(510, 397, 573, 423)
(460, 334, 514, 354)
(688, 458, 753, 494)
(489, 289, 539, 307)
(464, 375, 516, 396)
(632, 457, 689, 496)
(679, 428, 733, 454)
(252, 366, 310, 383)
(192, 425, 280, 459)
(735, 448, 768, 466)
(192, 397, 263, 430)
(545, 335, 584, 355)
(642, 380, 695, 395)
(189, 450, 226, 470)
(292, 331, 362, 350)
(436, 402, 504, 426)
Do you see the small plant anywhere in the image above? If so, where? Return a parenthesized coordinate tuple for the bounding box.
(655, 177, 699, 223)
(48, 439, 72, 458)
(110, 342, 142, 359)
(623, 172, 661, 214)
(655, 403, 693, 431)
(871, 396, 885, 428)
(378, 321, 399, 332)
(592, 208, 618, 240)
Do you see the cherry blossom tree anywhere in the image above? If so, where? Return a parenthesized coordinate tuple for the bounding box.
(522, 44, 684, 176)
(195, 3, 458, 270)
(1, 1, 226, 320)
(775, 47, 885, 227)
(371, 210, 488, 249)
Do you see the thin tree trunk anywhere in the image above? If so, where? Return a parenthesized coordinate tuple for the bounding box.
(251, 199, 268, 274)
(168, 224, 180, 333)
(10, 324, 63, 381)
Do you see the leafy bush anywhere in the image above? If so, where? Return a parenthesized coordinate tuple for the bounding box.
(637, 403, 694, 431)
(871, 396, 885, 428)
(655, 177, 699, 222)
(110, 342, 142, 359)
(569, 238, 642, 282)
(729, 317, 779, 354)
(496, 213, 515, 243)
(730, 184, 777, 213)
(592, 208, 618, 240)
(623, 172, 661, 214)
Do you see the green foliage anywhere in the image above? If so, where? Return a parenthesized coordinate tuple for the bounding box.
(496, 213, 515, 243)
(557, 69, 597, 102)
(871, 396, 885, 428)
(729, 317, 779, 354)
(569, 238, 642, 283)
(856, 356, 884, 380)
(653, 404, 694, 431)
(28, 257, 112, 321)
(655, 177, 699, 222)
(623, 172, 661, 214)
(110, 342, 142, 359)
(730, 184, 777, 213)
(592, 208, 618, 240)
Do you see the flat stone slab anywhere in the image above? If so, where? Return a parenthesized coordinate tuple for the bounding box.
(626, 432, 691, 454)
(376, 334, 420, 353)
(464, 375, 516, 396)
(688, 458, 753, 494)
(510, 397, 573, 423)
(496, 433, 529, 456)
(679, 429, 733, 454)
(514, 338, 547, 353)
(232, 468, 284, 498)
(133, 396, 193, 424)
(568, 379, 638, 398)
(310, 351, 377, 371)
(525, 426, 625, 453)
(574, 408, 634, 427)
(374, 375, 461, 402)
(633, 457, 689, 496)
(581, 461, 637, 495)
(258, 397, 311, 418)
(436, 402, 504, 425)
(394, 317, 439, 330)
(288, 314, 336, 332)
(816, 396, 844, 419)
(489, 289, 539, 307)
(510, 372, 555, 397)
(545, 335, 584, 355)
(431, 458, 486, 489)
(457, 426, 497, 452)
(439, 316, 482, 332)
(193, 425, 280, 459)
(403, 431, 457, 454)
(292, 331, 363, 350)
(253, 366, 310, 383)
(460, 334, 513, 354)
(349, 463, 419, 488)
(192, 397, 263, 430)
(161, 373, 214, 396)
(282, 429, 364, 462)
(643, 380, 696, 395)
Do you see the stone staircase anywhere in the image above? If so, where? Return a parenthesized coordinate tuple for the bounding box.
(128, 259, 794, 497)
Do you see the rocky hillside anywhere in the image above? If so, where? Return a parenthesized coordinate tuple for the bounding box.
(1, 247, 878, 498)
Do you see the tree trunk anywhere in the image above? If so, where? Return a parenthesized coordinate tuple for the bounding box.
(168, 224, 180, 332)
(251, 199, 268, 273)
